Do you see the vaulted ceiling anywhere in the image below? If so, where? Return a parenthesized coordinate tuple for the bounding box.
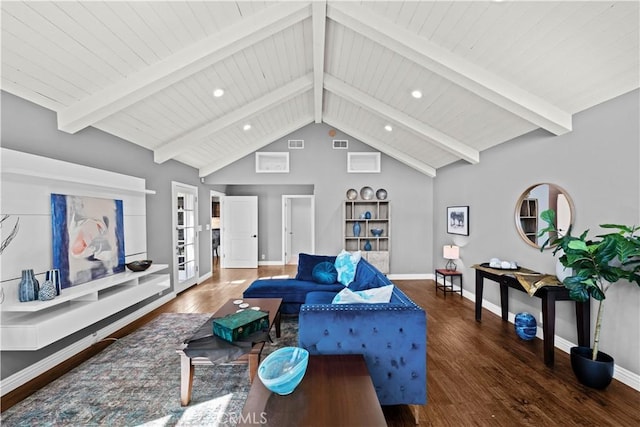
(2, 1, 638, 178)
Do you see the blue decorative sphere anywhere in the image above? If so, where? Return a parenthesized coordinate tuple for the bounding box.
(514, 312, 537, 340)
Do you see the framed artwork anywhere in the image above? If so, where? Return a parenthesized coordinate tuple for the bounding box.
(51, 194, 125, 289)
(447, 206, 469, 236)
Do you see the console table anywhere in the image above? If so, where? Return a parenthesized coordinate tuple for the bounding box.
(473, 264, 590, 367)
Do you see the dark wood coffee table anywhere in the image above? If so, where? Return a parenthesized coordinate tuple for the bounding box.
(177, 297, 282, 406)
(238, 354, 386, 426)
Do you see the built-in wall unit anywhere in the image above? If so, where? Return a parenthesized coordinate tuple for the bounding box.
(0, 148, 173, 394)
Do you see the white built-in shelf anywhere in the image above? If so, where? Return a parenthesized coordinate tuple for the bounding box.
(1, 265, 170, 350)
(2, 168, 156, 195)
(1, 264, 168, 312)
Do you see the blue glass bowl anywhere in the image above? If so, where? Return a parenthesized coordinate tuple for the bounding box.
(370, 228, 384, 237)
(258, 347, 309, 395)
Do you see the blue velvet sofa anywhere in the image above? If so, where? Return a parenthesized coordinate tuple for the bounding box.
(242, 253, 345, 314)
(244, 253, 427, 421)
(299, 259, 427, 422)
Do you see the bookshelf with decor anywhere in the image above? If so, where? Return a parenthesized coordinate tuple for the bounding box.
(344, 200, 390, 273)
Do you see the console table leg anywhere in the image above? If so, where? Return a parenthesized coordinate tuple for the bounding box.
(475, 270, 484, 321)
(180, 352, 194, 406)
(576, 300, 591, 347)
(411, 404, 420, 424)
(499, 282, 509, 321)
(542, 294, 557, 367)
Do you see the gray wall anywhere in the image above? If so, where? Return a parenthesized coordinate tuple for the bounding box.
(205, 123, 435, 273)
(433, 89, 640, 375)
(1, 91, 212, 378)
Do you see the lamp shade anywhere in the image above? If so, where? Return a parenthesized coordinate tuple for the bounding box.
(443, 245, 459, 260)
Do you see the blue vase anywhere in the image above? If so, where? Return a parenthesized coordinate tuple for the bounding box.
(18, 269, 38, 302)
(39, 279, 57, 301)
(45, 269, 61, 296)
(353, 222, 361, 237)
(514, 312, 537, 340)
(364, 240, 372, 251)
(364, 211, 372, 219)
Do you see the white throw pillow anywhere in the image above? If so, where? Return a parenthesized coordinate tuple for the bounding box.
(334, 249, 362, 286)
(332, 284, 394, 304)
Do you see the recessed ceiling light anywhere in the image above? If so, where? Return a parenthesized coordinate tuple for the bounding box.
(411, 90, 422, 99)
(213, 88, 224, 97)
(384, 124, 393, 132)
(243, 123, 251, 131)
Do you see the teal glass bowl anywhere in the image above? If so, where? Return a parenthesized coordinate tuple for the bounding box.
(258, 347, 309, 395)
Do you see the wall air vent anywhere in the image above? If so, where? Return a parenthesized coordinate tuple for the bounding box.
(333, 140, 348, 149)
(288, 139, 304, 149)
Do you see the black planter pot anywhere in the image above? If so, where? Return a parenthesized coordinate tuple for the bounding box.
(570, 346, 614, 389)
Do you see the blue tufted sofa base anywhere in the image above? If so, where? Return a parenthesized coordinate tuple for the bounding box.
(243, 278, 344, 314)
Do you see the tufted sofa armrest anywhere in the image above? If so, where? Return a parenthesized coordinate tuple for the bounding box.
(298, 293, 427, 407)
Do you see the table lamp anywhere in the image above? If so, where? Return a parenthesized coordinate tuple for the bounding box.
(443, 245, 459, 271)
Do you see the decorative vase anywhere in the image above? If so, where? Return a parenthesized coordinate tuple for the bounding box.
(18, 269, 38, 302)
(570, 346, 614, 389)
(364, 211, 372, 219)
(45, 269, 61, 296)
(514, 312, 537, 340)
(364, 240, 372, 251)
(39, 279, 57, 301)
(353, 222, 361, 237)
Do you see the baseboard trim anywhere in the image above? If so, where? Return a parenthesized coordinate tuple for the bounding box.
(198, 271, 212, 283)
(258, 260, 284, 266)
(0, 292, 176, 396)
(388, 273, 434, 280)
(463, 289, 640, 391)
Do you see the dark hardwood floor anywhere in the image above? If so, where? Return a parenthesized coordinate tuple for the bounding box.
(3, 262, 639, 426)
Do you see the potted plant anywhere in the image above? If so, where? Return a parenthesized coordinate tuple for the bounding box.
(538, 209, 640, 388)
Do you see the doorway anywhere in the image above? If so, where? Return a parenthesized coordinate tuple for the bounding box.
(282, 195, 315, 264)
(210, 190, 224, 272)
(172, 182, 199, 294)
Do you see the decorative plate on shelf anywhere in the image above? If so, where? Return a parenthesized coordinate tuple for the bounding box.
(346, 188, 358, 200)
(360, 186, 374, 200)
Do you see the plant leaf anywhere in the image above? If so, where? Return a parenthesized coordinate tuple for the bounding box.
(568, 240, 589, 252)
(540, 209, 556, 226)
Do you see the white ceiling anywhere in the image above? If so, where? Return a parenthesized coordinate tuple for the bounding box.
(2, 1, 638, 178)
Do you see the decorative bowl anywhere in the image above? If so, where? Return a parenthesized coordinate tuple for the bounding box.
(514, 312, 537, 340)
(346, 188, 358, 200)
(126, 260, 153, 272)
(370, 228, 384, 237)
(360, 186, 374, 200)
(258, 346, 309, 395)
(376, 188, 387, 200)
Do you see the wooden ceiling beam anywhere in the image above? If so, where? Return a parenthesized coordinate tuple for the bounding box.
(324, 115, 437, 178)
(199, 115, 314, 177)
(154, 74, 314, 164)
(324, 74, 479, 164)
(57, 2, 312, 134)
(328, 2, 572, 135)
(312, 1, 327, 123)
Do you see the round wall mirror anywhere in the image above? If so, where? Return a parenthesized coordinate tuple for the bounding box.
(515, 183, 575, 249)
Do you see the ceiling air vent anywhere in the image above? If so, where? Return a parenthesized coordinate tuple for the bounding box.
(288, 139, 304, 149)
(333, 140, 348, 149)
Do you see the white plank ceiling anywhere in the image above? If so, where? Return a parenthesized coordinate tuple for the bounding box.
(2, 1, 638, 178)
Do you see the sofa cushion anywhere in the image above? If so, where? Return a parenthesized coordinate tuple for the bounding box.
(332, 284, 394, 304)
(311, 262, 338, 284)
(334, 250, 361, 286)
(295, 253, 337, 281)
(243, 278, 343, 304)
(305, 291, 338, 305)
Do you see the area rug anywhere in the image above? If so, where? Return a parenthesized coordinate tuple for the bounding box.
(1, 313, 299, 427)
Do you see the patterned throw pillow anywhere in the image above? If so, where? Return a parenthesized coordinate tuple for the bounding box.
(311, 261, 338, 284)
(332, 284, 394, 304)
(334, 250, 361, 286)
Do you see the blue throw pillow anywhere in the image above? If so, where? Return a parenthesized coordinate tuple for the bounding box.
(311, 262, 338, 284)
(295, 253, 337, 281)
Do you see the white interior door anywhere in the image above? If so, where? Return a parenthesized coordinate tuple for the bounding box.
(222, 196, 258, 268)
(172, 182, 199, 293)
(282, 195, 314, 264)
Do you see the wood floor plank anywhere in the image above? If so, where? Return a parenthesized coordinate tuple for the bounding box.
(2, 267, 639, 426)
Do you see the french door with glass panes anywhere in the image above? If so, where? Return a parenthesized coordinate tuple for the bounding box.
(172, 182, 199, 293)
